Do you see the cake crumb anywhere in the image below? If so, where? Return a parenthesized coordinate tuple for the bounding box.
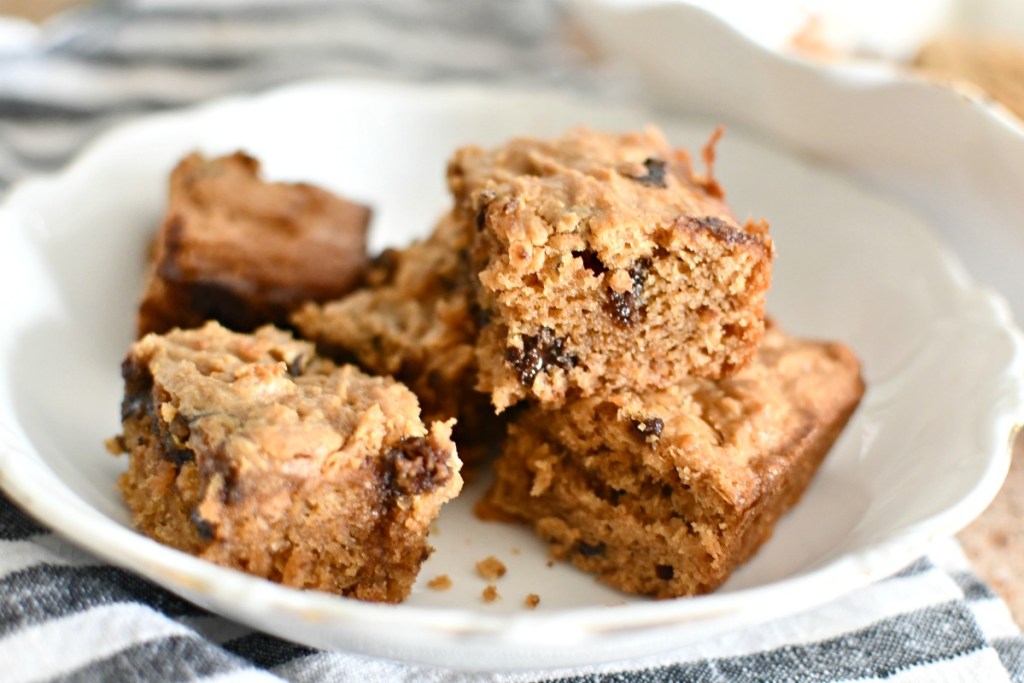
(427, 575, 452, 591)
(510, 547, 521, 555)
(524, 593, 540, 609)
(476, 555, 507, 580)
(482, 584, 500, 603)
(546, 559, 555, 568)
(104, 436, 126, 455)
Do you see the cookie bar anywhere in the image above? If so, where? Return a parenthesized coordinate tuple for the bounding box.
(113, 321, 462, 602)
(483, 325, 863, 598)
(137, 151, 370, 336)
(448, 127, 774, 411)
(292, 215, 500, 454)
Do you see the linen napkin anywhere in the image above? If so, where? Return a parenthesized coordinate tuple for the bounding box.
(1, 2, 1022, 681)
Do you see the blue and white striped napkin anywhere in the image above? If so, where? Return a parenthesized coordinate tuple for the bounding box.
(1, 2, 1021, 681)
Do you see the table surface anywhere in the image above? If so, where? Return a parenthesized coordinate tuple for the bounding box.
(3, 0, 1023, 631)
(958, 430, 1024, 625)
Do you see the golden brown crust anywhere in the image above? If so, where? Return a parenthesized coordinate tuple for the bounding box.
(138, 151, 371, 336)
(115, 322, 462, 602)
(484, 325, 864, 598)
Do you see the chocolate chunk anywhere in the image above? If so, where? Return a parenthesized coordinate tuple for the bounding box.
(190, 509, 215, 541)
(627, 158, 668, 188)
(607, 258, 651, 327)
(506, 326, 579, 386)
(572, 250, 607, 276)
(655, 564, 674, 580)
(631, 417, 664, 443)
(575, 540, 607, 557)
(384, 436, 453, 496)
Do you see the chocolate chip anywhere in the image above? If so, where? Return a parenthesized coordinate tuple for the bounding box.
(190, 510, 215, 541)
(475, 190, 496, 231)
(575, 540, 607, 557)
(607, 258, 651, 327)
(383, 436, 453, 496)
(120, 358, 153, 421)
(627, 158, 668, 188)
(572, 250, 607, 276)
(655, 564, 674, 580)
(285, 353, 305, 377)
(505, 326, 579, 386)
(163, 443, 195, 467)
(631, 417, 664, 442)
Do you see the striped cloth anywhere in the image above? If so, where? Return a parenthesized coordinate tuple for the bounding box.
(1, 2, 1022, 681)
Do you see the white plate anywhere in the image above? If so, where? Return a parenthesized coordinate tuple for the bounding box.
(0, 79, 1022, 670)
(570, 0, 1024, 330)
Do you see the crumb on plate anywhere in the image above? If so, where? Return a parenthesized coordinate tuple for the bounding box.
(476, 555, 507, 580)
(427, 575, 452, 591)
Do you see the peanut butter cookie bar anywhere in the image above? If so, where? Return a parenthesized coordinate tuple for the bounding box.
(137, 151, 370, 336)
(448, 127, 774, 411)
(484, 324, 863, 598)
(113, 321, 462, 602)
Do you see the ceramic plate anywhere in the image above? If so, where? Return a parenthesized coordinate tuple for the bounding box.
(1, 79, 1022, 670)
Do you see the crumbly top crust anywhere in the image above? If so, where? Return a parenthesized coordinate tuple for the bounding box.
(292, 213, 476, 378)
(125, 321, 450, 482)
(449, 126, 772, 272)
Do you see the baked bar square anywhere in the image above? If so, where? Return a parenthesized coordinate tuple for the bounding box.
(292, 215, 500, 455)
(137, 151, 370, 336)
(448, 127, 774, 411)
(484, 325, 863, 598)
(113, 321, 462, 603)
